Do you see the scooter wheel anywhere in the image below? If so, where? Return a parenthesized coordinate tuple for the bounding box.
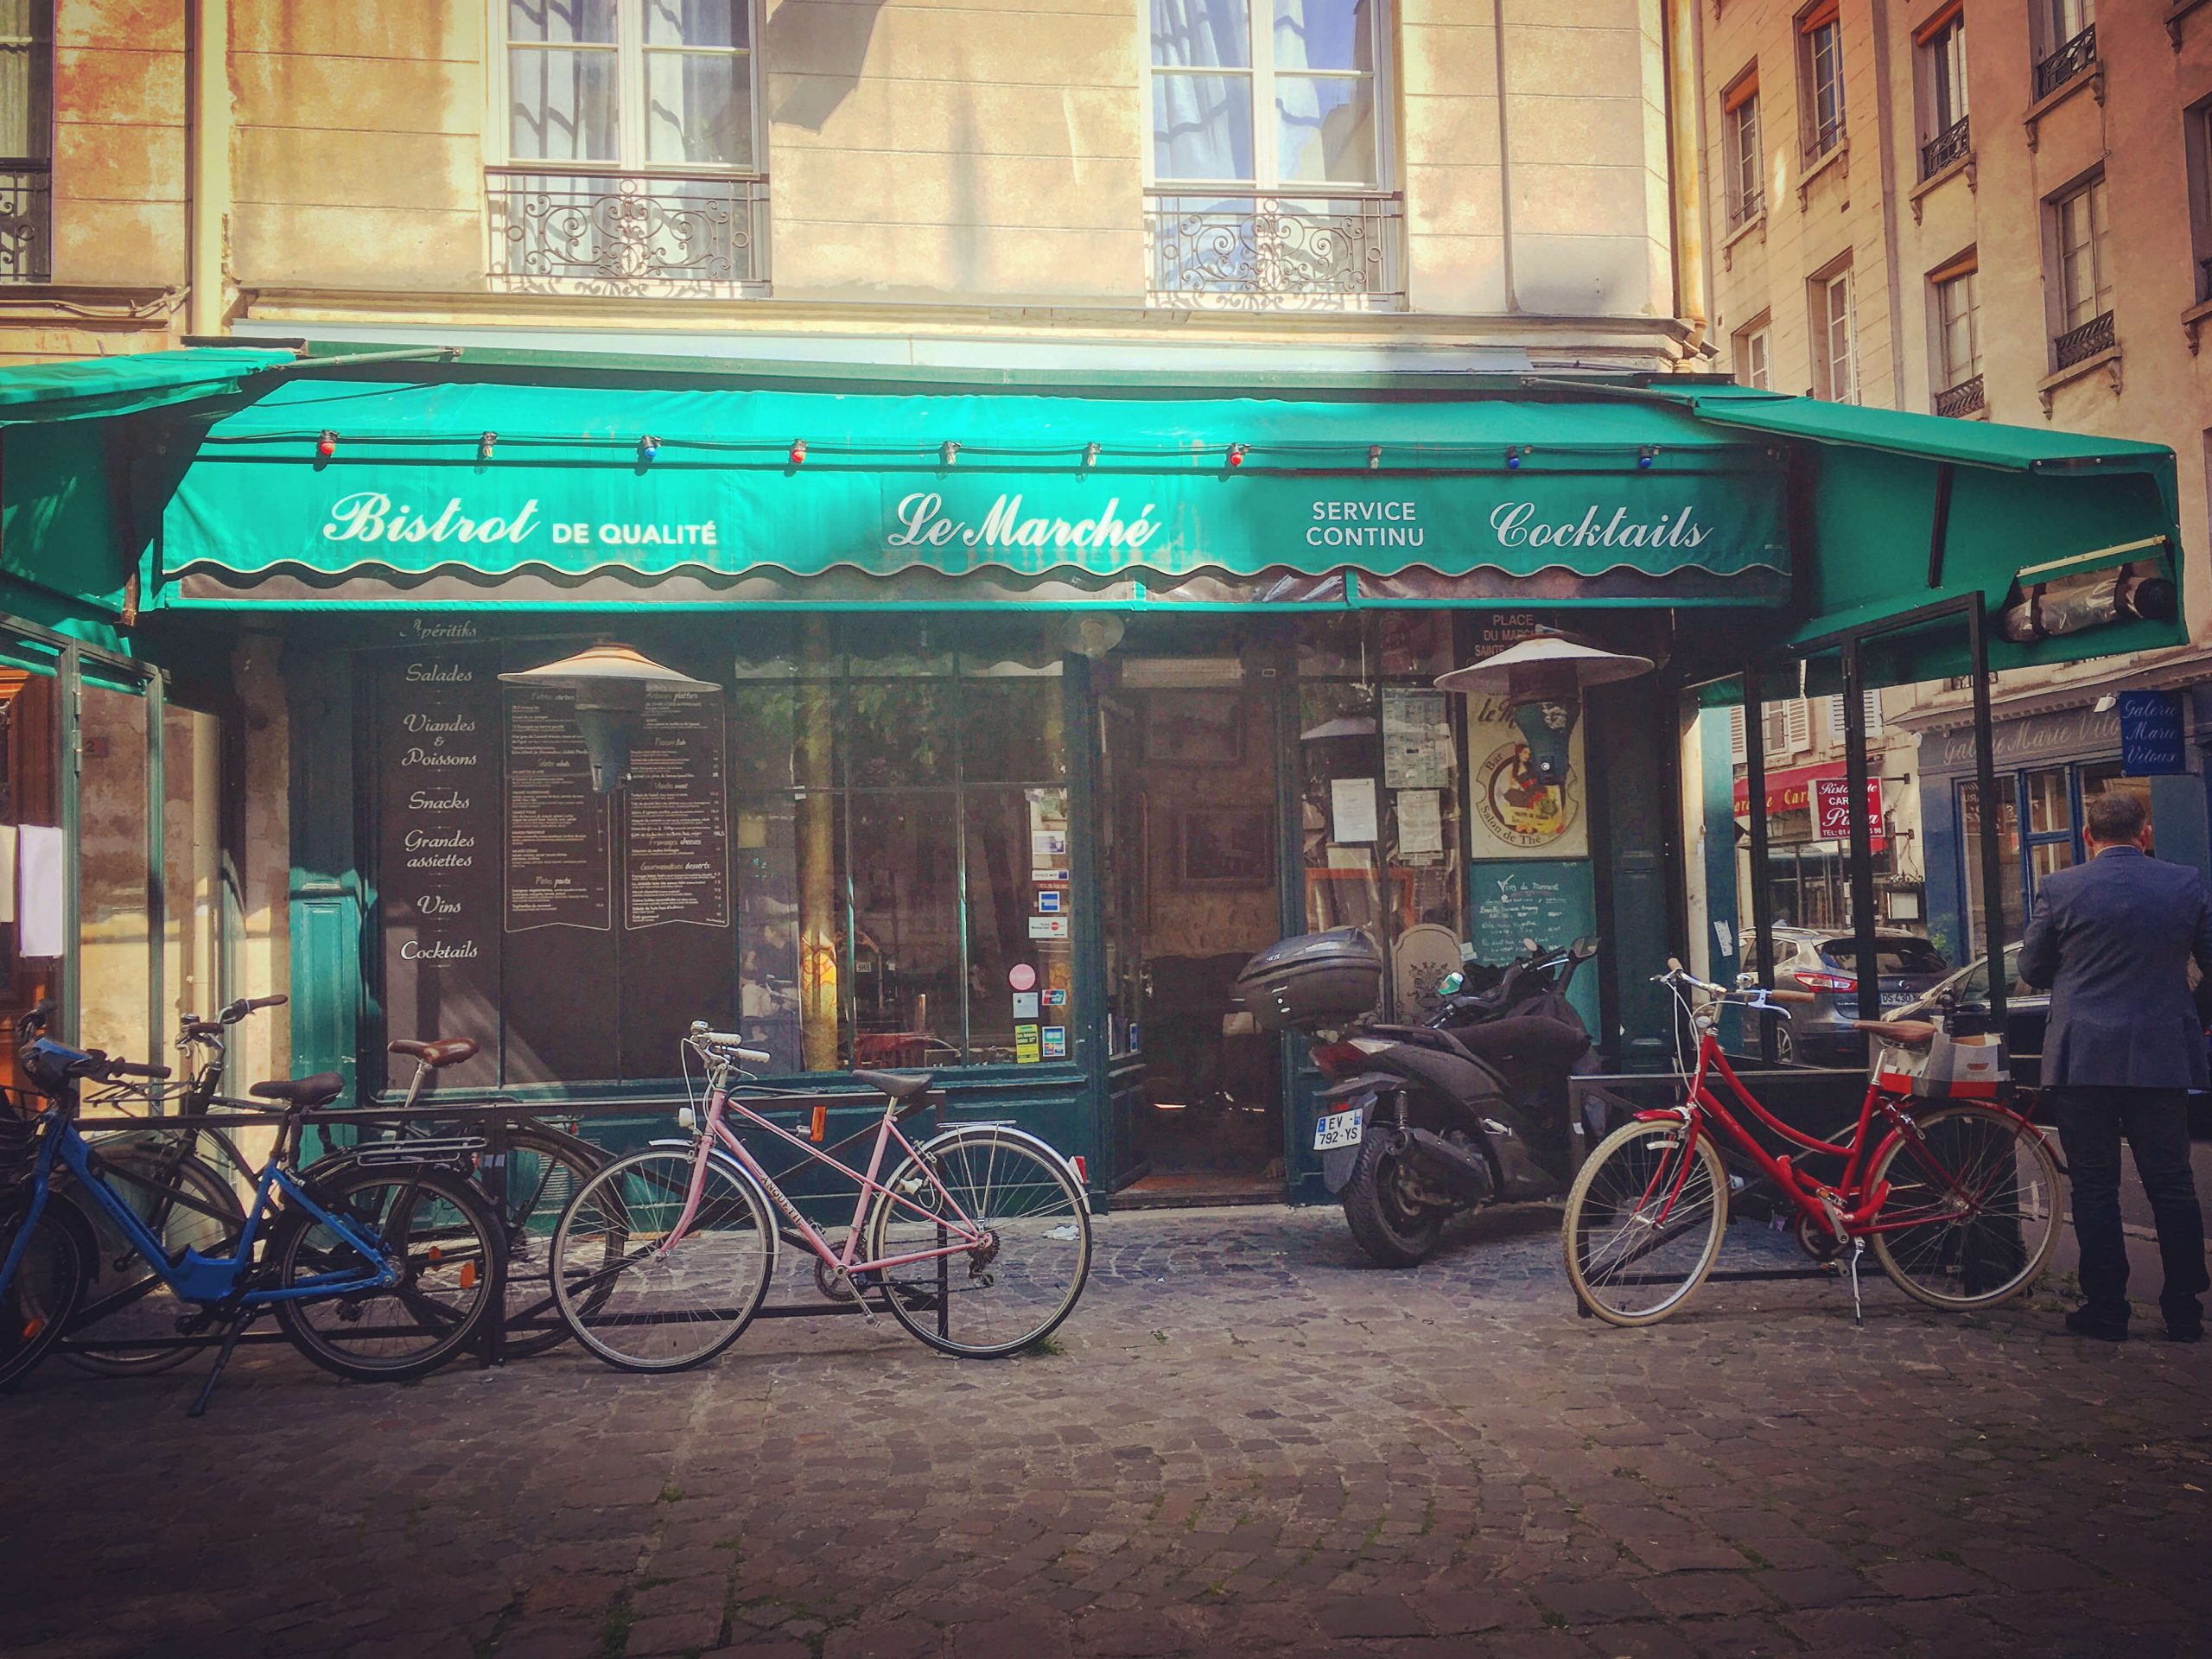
(1340, 1136, 1444, 1268)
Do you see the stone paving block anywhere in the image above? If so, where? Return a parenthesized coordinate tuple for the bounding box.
(1313, 1594, 1427, 1639)
(1864, 1560, 1987, 1600)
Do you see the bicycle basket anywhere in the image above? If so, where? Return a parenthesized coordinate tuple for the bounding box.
(1871, 1027, 2007, 1100)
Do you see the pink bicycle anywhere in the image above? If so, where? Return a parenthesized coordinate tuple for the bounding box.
(547, 1025, 1092, 1370)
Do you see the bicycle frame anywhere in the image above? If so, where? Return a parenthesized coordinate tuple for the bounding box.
(0, 1107, 397, 1313)
(669, 1078, 988, 1278)
(1642, 1023, 2050, 1241)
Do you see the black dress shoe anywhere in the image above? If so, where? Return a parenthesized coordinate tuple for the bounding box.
(2164, 1321, 2204, 1344)
(2065, 1306, 2130, 1342)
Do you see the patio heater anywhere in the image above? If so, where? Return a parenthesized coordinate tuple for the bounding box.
(1433, 629, 1656, 786)
(499, 643, 716, 792)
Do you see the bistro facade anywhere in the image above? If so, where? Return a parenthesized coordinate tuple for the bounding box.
(0, 347, 2190, 1203)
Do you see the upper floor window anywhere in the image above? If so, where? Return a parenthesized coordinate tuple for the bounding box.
(492, 1, 766, 296)
(1930, 254, 1984, 415)
(1811, 263, 1857, 404)
(0, 0, 51, 283)
(1916, 6, 1969, 178)
(2188, 96, 2212, 304)
(1147, 1, 1402, 308)
(1735, 317, 1772, 390)
(1722, 68, 1762, 227)
(2049, 173, 2113, 367)
(1798, 3, 1845, 161)
(2032, 0, 2094, 100)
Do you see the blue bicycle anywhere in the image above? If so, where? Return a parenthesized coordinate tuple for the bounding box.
(2, 1022, 505, 1412)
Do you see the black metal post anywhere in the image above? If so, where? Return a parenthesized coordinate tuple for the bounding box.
(1966, 597, 2009, 1031)
(1743, 665, 1777, 1062)
(1842, 641, 1880, 1032)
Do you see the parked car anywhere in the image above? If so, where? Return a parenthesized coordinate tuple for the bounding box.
(1746, 926, 1953, 1065)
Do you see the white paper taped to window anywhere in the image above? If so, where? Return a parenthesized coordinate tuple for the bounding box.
(18, 824, 64, 957)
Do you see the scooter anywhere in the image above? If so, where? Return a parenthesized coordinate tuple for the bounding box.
(1309, 938, 1598, 1267)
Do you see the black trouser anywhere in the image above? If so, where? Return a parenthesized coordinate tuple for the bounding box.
(2054, 1086, 2209, 1325)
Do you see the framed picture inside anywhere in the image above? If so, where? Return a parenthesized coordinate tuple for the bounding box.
(1143, 690, 1245, 767)
(1179, 806, 1276, 888)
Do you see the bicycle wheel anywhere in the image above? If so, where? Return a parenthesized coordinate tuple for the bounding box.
(0, 1195, 90, 1390)
(495, 1127, 604, 1358)
(1562, 1118, 1730, 1326)
(1868, 1104, 2063, 1311)
(864, 1128, 1091, 1357)
(270, 1164, 505, 1382)
(550, 1147, 774, 1373)
(64, 1141, 245, 1375)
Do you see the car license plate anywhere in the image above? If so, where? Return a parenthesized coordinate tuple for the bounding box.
(1313, 1107, 1364, 1153)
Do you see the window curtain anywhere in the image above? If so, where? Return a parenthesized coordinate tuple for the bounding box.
(1151, 0, 1255, 182)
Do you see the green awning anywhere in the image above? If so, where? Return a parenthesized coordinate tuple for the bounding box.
(0, 347, 296, 425)
(1630, 382, 2187, 678)
(148, 378, 1792, 592)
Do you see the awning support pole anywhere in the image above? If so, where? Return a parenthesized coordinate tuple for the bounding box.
(1743, 665, 1777, 1063)
(1926, 462, 1955, 589)
(1843, 639, 1879, 1029)
(1966, 595, 2008, 1032)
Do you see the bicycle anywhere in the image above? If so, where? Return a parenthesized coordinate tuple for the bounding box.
(1561, 963, 2064, 1327)
(547, 1024, 1092, 1370)
(1, 1030, 505, 1413)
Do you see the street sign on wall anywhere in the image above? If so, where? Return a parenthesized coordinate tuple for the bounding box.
(2117, 690, 2186, 775)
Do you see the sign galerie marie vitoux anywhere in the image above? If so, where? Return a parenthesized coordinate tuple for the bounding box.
(303, 482, 1754, 573)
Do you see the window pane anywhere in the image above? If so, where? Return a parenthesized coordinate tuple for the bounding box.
(960, 677, 1067, 784)
(0, 0, 49, 161)
(846, 794, 963, 1066)
(966, 788, 1073, 1065)
(646, 49, 751, 167)
(1300, 682, 1381, 950)
(78, 681, 152, 1065)
(0, 658, 60, 1092)
(645, 0, 748, 48)
(1153, 73, 1255, 181)
(1272, 0, 1370, 72)
(728, 681, 802, 794)
(1959, 780, 2023, 956)
(510, 46, 619, 162)
(1277, 74, 1376, 185)
(1153, 0, 1251, 67)
(2025, 767, 2069, 835)
(1376, 613, 1454, 678)
(848, 680, 954, 787)
(162, 705, 225, 1034)
(735, 791, 806, 1073)
(509, 0, 616, 44)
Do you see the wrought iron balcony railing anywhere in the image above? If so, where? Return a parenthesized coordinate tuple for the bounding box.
(2053, 309, 2115, 370)
(2036, 24, 2096, 100)
(486, 168, 767, 296)
(1933, 374, 1985, 418)
(1146, 194, 1404, 310)
(1920, 115, 1970, 181)
(0, 161, 51, 283)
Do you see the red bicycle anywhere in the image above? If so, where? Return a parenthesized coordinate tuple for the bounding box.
(1562, 963, 2064, 1326)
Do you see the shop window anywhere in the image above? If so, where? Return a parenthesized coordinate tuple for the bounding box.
(0, 641, 60, 1088)
(1958, 778, 2024, 959)
(491, 0, 767, 294)
(1798, 2, 1845, 162)
(162, 704, 230, 1035)
(0, 0, 50, 282)
(76, 675, 153, 1065)
(1722, 66, 1762, 227)
(1146, 0, 1402, 307)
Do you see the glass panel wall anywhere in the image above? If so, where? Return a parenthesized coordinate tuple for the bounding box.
(75, 676, 153, 1065)
(162, 703, 226, 1033)
(0, 640, 60, 1090)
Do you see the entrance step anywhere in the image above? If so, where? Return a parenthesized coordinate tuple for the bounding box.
(1114, 1172, 1285, 1210)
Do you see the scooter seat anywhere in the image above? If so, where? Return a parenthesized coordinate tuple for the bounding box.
(1452, 1015, 1592, 1067)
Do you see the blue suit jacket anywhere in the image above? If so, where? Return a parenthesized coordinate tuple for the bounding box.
(2017, 845, 2212, 1090)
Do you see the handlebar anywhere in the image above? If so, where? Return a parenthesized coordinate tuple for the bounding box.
(1656, 960, 1816, 1004)
(104, 1058, 173, 1081)
(690, 1027, 772, 1066)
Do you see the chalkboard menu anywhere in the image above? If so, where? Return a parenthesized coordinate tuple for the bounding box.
(505, 687, 613, 932)
(625, 689, 730, 930)
(1467, 856, 1599, 1033)
(376, 649, 503, 1089)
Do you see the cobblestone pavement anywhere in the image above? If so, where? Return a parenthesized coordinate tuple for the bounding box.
(3, 1200, 2209, 1659)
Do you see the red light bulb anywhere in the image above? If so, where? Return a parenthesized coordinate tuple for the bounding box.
(1227, 443, 1248, 468)
(789, 439, 806, 466)
(316, 430, 337, 460)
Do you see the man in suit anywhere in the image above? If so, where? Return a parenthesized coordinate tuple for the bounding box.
(2019, 789, 2211, 1342)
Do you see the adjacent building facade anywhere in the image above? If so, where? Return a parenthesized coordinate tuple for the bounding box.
(1700, 0, 2212, 969)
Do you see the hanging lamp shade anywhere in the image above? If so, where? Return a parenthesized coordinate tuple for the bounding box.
(1432, 631, 1656, 702)
(498, 644, 715, 792)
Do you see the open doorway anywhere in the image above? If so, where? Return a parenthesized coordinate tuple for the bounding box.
(1102, 652, 1283, 1204)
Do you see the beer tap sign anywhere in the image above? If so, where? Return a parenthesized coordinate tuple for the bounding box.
(1433, 630, 1655, 787)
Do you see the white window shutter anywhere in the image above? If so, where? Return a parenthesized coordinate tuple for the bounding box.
(1783, 699, 1811, 754)
(1863, 688, 1883, 735)
(1728, 706, 1746, 761)
(1826, 695, 1847, 745)
(1762, 703, 1790, 756)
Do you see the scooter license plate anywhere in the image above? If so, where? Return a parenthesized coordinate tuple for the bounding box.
(1313, 1107, 1365, 1153)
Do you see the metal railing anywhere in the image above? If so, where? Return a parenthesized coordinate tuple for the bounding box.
(486, 168, 768, 296)
(1145, 193, 1404, 310)
(1920, 115, 1970, 181)
(2036, 24, 2096, 99)
(0, 160, 50, 282)
(1933, 374, 1985, 418)
(2052, 308, 2115, 370)
(1805, 115, 1845, 164)
(1729, 185, 1764, 230)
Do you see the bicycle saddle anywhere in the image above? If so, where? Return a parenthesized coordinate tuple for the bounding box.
(250, 1071, 346, 1109)
(854, 1069, 934, 1102)
(1853, 1019, 1937, 1046)
(388, 1038, 480, 1068)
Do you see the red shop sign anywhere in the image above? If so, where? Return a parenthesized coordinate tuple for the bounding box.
(1811, 777, 1886, 848)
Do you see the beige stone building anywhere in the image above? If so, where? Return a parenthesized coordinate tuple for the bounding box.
(1698, 0, 2212, 966)
(2, 0, 1707, 372)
